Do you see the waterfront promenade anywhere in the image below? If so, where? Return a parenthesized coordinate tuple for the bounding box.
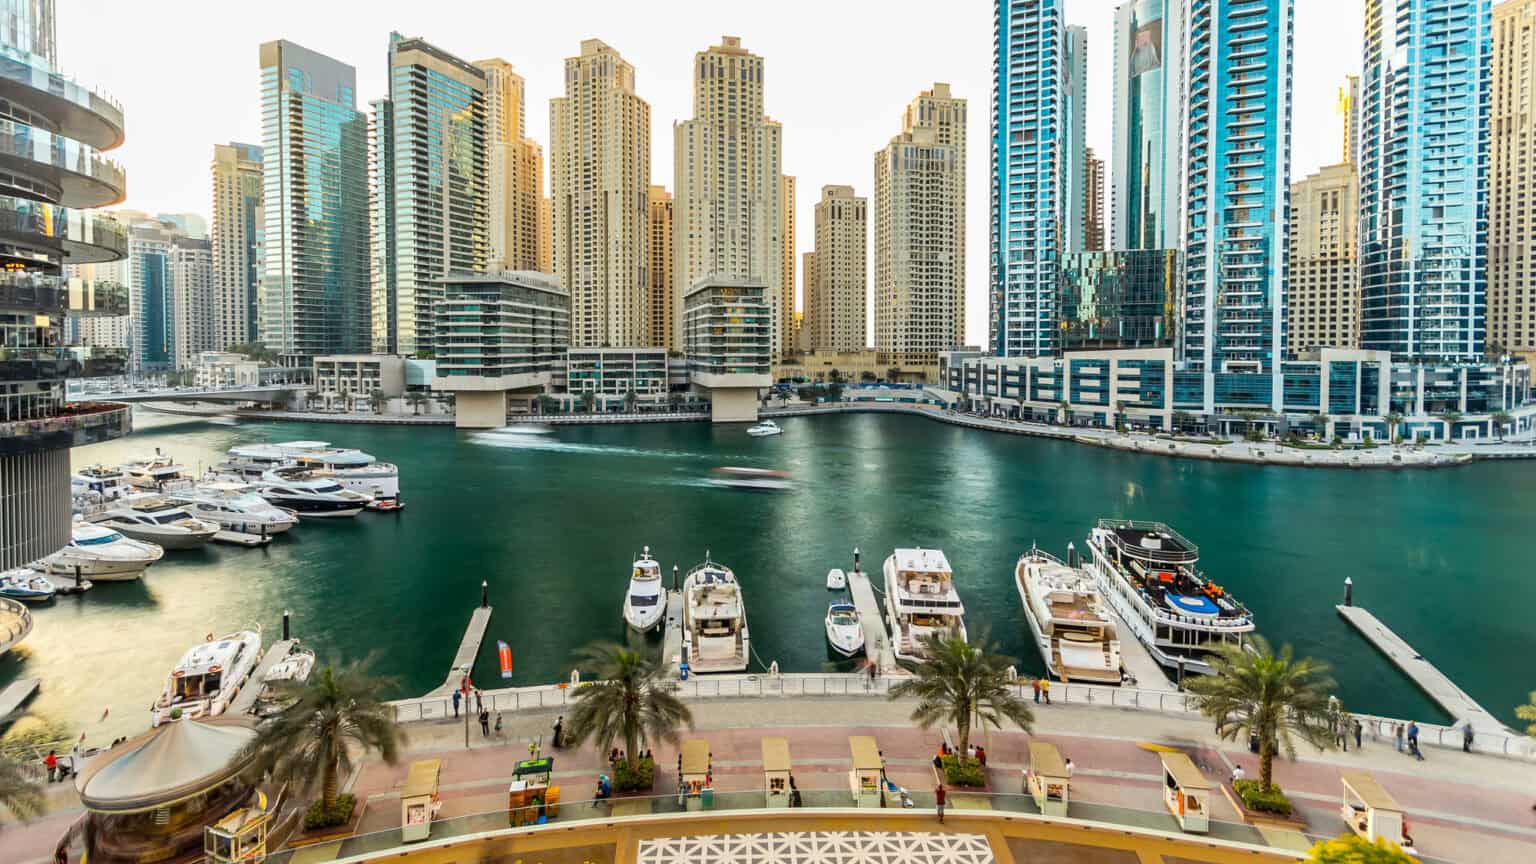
(6, 694, 1531, 863)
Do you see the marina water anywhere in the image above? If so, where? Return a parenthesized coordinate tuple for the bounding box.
(3, 410, 1533, 743)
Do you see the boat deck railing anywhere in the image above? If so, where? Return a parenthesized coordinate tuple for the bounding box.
(1096, 519, 1200, 564)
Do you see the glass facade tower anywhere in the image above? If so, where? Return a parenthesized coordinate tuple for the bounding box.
(1358, 0, 1491, 362)
(1062, 26, 1088, 253)
(1111, 0, 1185, 251)
(258, 40, 371, 358)
(991, 0, 1063, 358)
(1181, 0, 1294, 410)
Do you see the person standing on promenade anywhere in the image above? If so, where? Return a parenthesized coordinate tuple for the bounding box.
(934, 783, 946, 823)
(553, 716, 564, 748)
(475, 689, 484, 714)
(1032, 678, 1041, 703)
(44, 750, 58, 782)
(1041, 677, 1051, 705)
(495, 713, 503, 738)
(1394, 722, 1404, 752)
(478, 708, 490, 737)
(1462, 723, 1474, 753)
(1407, 721, 1423, 760)
(452, 689, 461, 718)
(1353, 718, 1363, 750)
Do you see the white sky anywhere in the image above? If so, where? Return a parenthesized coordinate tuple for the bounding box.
(62, 0, 1361, 347)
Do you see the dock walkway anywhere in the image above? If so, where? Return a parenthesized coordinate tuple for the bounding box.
(1100, 608, 1175, 692)
(0, 677, 40, 721)
(229, 639, 296, 716)
(845, 567, 895, 675)
(662, 590, 684, 674)
(428, 606, 493, 697)
(1336, 605, 1507, 734)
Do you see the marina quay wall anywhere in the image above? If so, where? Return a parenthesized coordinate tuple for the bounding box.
(384, 672, 1536, 762)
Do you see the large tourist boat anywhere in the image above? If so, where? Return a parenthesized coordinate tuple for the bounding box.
(222, 441, 401, 508)
(1084, 519, 1254, 676)
(882, 547, 967, 662)
(1015, 548, 1122, 684)
(168, 482, 299, 535)
(38, 523, 163, 581)
(681, 556, 750, 674)
(151, 629, 263, 726)
(622, 547, 666, 632)
(89, 495, 220, 549)
(251, 466, 371, 518)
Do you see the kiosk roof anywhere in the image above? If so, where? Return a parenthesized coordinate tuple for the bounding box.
(849, 735, 882, 771)
(1158, 752, 1210, 790)
(761, 737, 791, 772)
(681, 739, 711, 775)
(1340, 770, 1402, 812)
(1028, 741, 1067, 777)
(403, 759, 441, 798)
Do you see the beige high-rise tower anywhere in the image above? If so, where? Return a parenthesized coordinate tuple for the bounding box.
(673, 36, 784, 355)
(1288, 163, 1359, 352)
(874, 85, 966, 362)
(1492, 0, 1536, 355)
(550, 39, 650, 347)
(806, 185, 867, 352)
(210, 142, 263, 348)
(780, 175, 796, 356)
(647, 186, 675, 349)
(476, 58, 545, 272)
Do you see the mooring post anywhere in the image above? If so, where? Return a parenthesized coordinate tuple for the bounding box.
(1343, 577, 1354, 607)
(481, 580, 489, 609)
(282, 609, 291, 641)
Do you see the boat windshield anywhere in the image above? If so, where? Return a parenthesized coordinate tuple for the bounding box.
(629, 594, 660, 607)
(173, 671, 221, 699)
(74, 531, 125, 546)
(829, 608, 858, 625)
(151, 513, 190, 525)
(311, 483, 345, 494)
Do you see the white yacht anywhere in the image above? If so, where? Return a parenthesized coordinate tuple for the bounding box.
(0, 568, 56, 603)
(1084, 519, 1254, 677)
(746, 420, 782, 437)
(72, 465, 130, 502)
(253, 466, 371, 518)
(681, 556, 750, 674)
(90, 495, 219, 549)
(121, 451, 196, 492)
(252, 644, 317, 718)
(622, 547, 666, 632)
(169, 482, 299, 535)
(151, 629, 263, 726)
(37, 522, 163, 581)
(824, 601, 864, 658)
(1015, 548, 1122, 684)
(882, 547, 967, 662)
(223, 441, 401, 509)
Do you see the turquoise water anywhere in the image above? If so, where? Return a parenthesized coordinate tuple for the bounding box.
(3, 410, 1533, 742)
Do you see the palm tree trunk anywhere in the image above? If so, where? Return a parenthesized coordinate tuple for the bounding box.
(957, 702, 972, 755)
(321, 757, 338, 810)
(1258, 734, 1274, 792)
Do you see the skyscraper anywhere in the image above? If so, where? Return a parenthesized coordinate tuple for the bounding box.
(673, 37, 784, 356)
(550, 39, 650, 348)
(1111, 0, 1185, 252)
(1289, 163, 1359, 352)
(476, 58, 546, 273)
(258, 40, 371, 358)
(781, 175, 797, 357)
(1181, 0, 1294, 411)
(1490, 0, 1535, 355)
(170, 236, 216, 369)
(807, 185, 867, 352)
(874, 85, 967, 362)
(647, 186, 675, 350)
(1063, 26, 1089, 252)
(374, 33, 488, 356)
(211, 142, 263, 346)
(1359, 0, 1491, 362)
(1086, 148, 1105, 251)
(991, 0, 1063, 358)
(1339, 74, 1360, 166)
(128, 219, 175, 372)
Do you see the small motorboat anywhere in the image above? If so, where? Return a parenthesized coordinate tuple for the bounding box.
(0, 568, 56, 603)
(825, 601, 865, 657)
(746, 420, 783, 437)
(709, 466, 792, 492)
(826, 568, 847, 590)
(623, 547, 666, 632)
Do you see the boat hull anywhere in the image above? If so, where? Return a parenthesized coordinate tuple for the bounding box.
(261, 497, 364, 518)
(100, 524, 216, 550)
(624, 599, 665, 632)
(825, 624, 864, 657)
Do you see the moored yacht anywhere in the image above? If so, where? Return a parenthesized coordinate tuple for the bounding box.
(0, 568, 55, 603)
(121, 451, 196, 492)
(1015, 548, 1122, 684)
(151, 629, 263, 726)
(72, 465, 129, 502)
(824, 601, 864, 657)
(223, 441, 401, 508)
(169, 482, 299, 535)
(90, 495, 219, 549)
(1084, 519, 1254, 677)
(882, 547, 967, 662)
(622, 547, 666, 632)
(681, 556, 750, 674)
(37, 522, 163, 581)
(253, 466, 370, 517)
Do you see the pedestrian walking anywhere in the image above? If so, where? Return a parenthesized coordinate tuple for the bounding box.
(1353, 718, 1363, 750)
(479, 708, 490, 737)
(1394, 722, 1404, 753)
(452, 689, 461, 718)
(553, 715, 564, 748)
(494, 712, 504, 738)
(1064, 757, 1074, 777)
(1032, 678, 1041, 703)
(1462, 722, 1474, 753)
(1407, 720, 1423, 761)
(934, 783, 947, 823)
(475, 688, 484, 714)
(1041, 677, 1051, 705)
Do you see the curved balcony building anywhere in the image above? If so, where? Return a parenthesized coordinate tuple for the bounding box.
(0, 0, 130, 571)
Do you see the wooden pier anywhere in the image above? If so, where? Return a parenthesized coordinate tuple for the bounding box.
(229, 639, 297, 716)
(662, 590, 684, 674)
(0, 678, 40, 722)
(1336, 605, 1507, 733)
(428, 606, 493, 696)
(212, 529, 272, 547)
(845, 566, 896, 675)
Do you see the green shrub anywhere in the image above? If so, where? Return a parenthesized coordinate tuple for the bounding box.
(612, 756, 655, 791)
(303, 794, 356, 830)
(940, 755, 986, 788)
(1233, 779, 1293, 816)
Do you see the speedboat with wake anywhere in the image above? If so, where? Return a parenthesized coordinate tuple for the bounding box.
(623, 547, 666, 632)
(709, 466, 791, 492)
(682, 555, 750, 674)
(1015, 547, 1122, 684)
(37, 522, 163, 581)
(824, 601, 864, 657)
(0, 568, 55, 603)
(151, 628, 262, 726)
(89, 495, 219, 549)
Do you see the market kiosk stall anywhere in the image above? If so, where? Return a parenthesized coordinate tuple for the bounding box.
(762, 737, 792, 807)
(681, 739, 713, 811)
(401, 759, 441, 842)
(1158, 752, 1210, 833)
(508, 757, 557, 827)
(1339, 771, 1405, 846)
(1025, 742, 1070, 816)
(849, 736, 883, 808)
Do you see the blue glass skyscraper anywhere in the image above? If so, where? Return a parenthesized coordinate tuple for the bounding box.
(1062, 25, 1088, 253)
(1181, 0, 1294, 411)
(1111, 0, 1185, 251)
(1358, 0, 1490, 362)
(991, 0, 1063, 358)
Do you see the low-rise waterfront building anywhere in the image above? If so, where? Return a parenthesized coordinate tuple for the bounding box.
(684, 275, 771, 422)
(313, 354, 406, 412)
(194, 352, 263, 389)
(776, 349, 941, 385)
(432, 270, 569, 427)
(551, 347, 688, 412)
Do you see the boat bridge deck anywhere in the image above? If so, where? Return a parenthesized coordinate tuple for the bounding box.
(846, 567, 896, 675)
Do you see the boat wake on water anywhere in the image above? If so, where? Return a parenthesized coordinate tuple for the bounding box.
(469, 431, 765, 463)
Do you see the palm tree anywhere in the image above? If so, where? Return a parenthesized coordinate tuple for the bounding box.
(579, 391, 597, 414)
(243, 659, 404, 814)
(406, 392, 427, 416)
(1058, 400, 1071, 424)
(1384, 411, 1404, 443)
(535, 394, 558, 415)
(828, 368, 844, 384)
(886, 630, 1034, 755)
(1185, 636, 1336, 793)
(368, 389, 388, 415)
(1171, 410, 1192, 434)
(1438, 410, 1462, 440)
(667, 391, 684, 412)
(1491, 410, 1513, 441)
(565, 639, 693, 771)
(0, 756, 44, 823)
(623, 388, 639, 413)
(1514, 691, 1536, 737)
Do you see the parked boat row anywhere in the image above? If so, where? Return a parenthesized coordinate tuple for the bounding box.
(618, 548, 754, 674)
(150, 627, 317, 726)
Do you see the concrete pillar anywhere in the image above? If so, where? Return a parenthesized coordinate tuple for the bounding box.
(454, 391, 507, 429)
(708, 388, 759, 423)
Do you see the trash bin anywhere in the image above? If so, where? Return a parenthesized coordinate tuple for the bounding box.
(700, 787, 714, 809)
